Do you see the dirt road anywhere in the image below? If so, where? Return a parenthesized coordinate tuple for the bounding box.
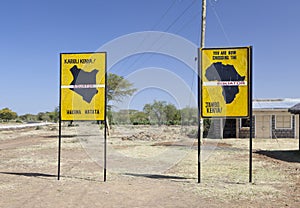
(0, 124, 299, 207)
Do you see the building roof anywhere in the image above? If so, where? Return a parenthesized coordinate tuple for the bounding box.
(288, 103, 300, 114)
(253, 98, 300, 110)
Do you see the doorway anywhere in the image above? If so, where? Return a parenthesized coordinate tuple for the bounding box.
(223, 119, 237, 138)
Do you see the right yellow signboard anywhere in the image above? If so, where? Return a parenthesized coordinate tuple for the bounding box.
(201, 47, 251, 118)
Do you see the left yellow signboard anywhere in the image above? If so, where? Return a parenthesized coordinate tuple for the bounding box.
(60, 52, 106, 121)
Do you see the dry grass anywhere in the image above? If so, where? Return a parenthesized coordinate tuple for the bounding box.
(0, 124, 299, 207)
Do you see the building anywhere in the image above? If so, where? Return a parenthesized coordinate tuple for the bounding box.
(209, 98, 300, 139)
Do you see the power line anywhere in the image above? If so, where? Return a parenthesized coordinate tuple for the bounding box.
(127, 0, 198, 70)
(175, 11, 201, 41)
(151, 0, 177, 30)
(112, 0, 177, 73)
(208, 0, 231, 45)
(164, 0, 198, 32)
(122, 0, 200, 110)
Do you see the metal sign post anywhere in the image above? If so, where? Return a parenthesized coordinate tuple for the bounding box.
(249, 46, 253, 183)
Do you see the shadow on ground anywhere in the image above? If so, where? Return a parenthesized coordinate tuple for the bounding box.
(255, 150, 300, 163)
(44, 134, 100, 138)
(124, 173, 190, 180)
(0, 172, 56, 178)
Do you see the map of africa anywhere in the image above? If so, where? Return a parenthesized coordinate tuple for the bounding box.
(69, 65, 99, 103)
(205, 62, 245, 104)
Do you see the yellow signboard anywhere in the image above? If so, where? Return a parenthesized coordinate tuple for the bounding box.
(60, 52, 106, 120)
(201, 47, 251, 118)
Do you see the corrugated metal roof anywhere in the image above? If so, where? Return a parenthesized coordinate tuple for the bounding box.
(253, 98, 300, 109)
(288, 103, 300, 114)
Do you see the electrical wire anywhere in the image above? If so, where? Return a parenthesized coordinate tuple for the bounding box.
(127, 0, 198, 70)
(164, 0, 198, 32)
(123, 0, 200, 109)
(151, 0, 178, 30)
(208, 0, 231, 45)
(112, 0, 200, 110)
(111, 0, 178, 77)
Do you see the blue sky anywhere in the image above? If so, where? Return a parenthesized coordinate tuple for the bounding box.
(0, 0, 300, 115)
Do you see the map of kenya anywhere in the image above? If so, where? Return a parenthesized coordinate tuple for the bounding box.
(69, 65, 99, 103)
(205, 62, 245, 104)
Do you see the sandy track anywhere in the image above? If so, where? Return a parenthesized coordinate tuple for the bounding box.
(0, 124, 299, 207)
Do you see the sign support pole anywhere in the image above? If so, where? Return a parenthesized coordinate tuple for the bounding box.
(197, 49, 201, 184)
(249, 46, 253, 183)
(104, 120, 107, 182)
(58, 117, 62, 180)
(249, 99, 253, 183)
(58, 54, 62, 181)
(103, 56, 107, 182)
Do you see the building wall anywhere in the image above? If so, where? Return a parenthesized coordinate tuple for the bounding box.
(243, 110, 297, 139)
(271, 115, 295, 138)
(206, 110, 299, 139)
(296, 115, 299, 139)
(238, 116, 255, 138)
(208, 118, 222, 138)
(254, 112, 272, 138)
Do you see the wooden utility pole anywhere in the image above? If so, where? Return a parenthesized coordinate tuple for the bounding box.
(198, 0, 206, 183)
(201, 0, 206, 48)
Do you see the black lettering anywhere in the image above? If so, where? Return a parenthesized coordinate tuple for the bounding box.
(205, 102, 220, 108)
(64, 59, 79, 64)
(66, 110, 81, 114)
(79, 59, 95, 64)
(85, 109, 100, 114)
(206, 107, 222, 114)
(212, 56, 229, 60)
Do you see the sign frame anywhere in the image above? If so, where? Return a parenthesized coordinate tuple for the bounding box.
(200, 46, 251, 118)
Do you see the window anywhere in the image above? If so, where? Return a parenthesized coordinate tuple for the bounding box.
(241, 118, 251, 128)
(276, 115, 292, 129)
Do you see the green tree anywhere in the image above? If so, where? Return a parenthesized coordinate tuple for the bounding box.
(112, 109, 137, 124)
(49, 107, 59, 122)
(19, 114, 37, 122)
(37, 112, 50, 121)
(130, 111, 150, 125)
(143, 101, 180, 126)
(107, 73, 136, 125)
(36, 108, 59, 122)
(107, 73, 136, 103)
(143, 101, 166, 125)
(164, 104, 181, 125)
(0, 108, 18, 122)
(180, 107, 198, 125)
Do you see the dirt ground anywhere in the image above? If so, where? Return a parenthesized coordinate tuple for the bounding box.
(0, 123, 299, 208)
